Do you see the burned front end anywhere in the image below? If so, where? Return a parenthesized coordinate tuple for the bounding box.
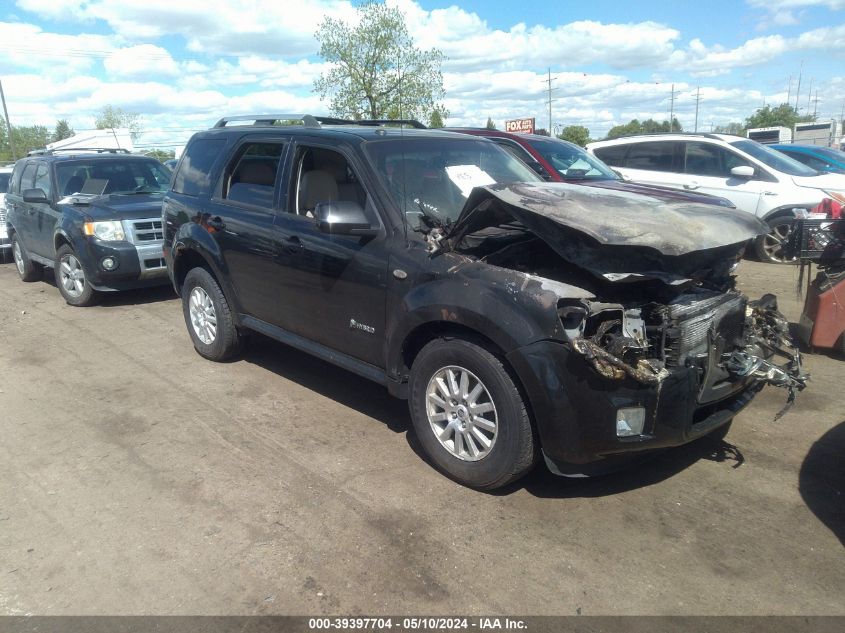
(445, 182, 807, 475)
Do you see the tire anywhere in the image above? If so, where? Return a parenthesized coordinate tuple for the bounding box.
(54, 244, 98, 306)
(408, 337, 537, 490)
(11, 233, 42, 282)
(182, 266, 244, 361)
(754, 216, 797, 264)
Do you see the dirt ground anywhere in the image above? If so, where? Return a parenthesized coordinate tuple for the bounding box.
(0, 258, 842, 616)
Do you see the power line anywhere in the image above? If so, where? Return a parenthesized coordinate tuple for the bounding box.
(541, 68, 556, 135)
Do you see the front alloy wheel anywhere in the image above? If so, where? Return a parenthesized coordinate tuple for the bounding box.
(54, 244, 97, 306)
(425, 365, 498, 461)
(189, 286, 217, 345)
(756, 218, 797, 264)
(408, 337, 537, 489)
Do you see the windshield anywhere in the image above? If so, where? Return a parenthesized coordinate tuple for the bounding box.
(730, 140, 819, 177)
(526, 137, 618, 180)
(56, 159, 172, 197)
(365, 136, 540, 228)
(0, 172, 10, 193)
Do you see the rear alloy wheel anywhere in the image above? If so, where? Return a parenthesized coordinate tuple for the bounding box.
(11, 234, 42, 282)
(755, 217, 797, 264)
(181, 267, 243, 361)
(409, 338, 537, 490)
(55, 244, 98, 306)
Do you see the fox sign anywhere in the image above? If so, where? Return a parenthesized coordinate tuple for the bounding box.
(504, 118, 535, 134)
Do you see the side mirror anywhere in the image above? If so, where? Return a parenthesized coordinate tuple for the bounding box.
(730, 165, 755, 179)
(315, 200, 378, 236)
(23, 188, 48, 203)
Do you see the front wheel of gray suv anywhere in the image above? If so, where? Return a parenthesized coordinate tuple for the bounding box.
(55, 244, 98, 306)
(182, 267, 244, 361)
(408, 337, 538, 490)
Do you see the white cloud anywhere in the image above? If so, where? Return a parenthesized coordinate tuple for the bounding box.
(0, 21, 116, 74)
(104, 44, 180, 79)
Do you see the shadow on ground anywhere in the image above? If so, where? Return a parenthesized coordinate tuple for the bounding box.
(242, 335, 749, 497)
(37, 272, 176, 307)
(243, 334, 409, 434)
(799, 420, 845, 547)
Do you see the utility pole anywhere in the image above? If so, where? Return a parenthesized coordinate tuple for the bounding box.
(541, 68, 556, 135)
(0, 78, 15, 161)
(812, 91, 820, 119)
(806, 77, 813, 114)
(786, 75, 792, 105)
(668, 83, 680, 132)
(694, 86, 701, 133)
(794, 61, 803, 112)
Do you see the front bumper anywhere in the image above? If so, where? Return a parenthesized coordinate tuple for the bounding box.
(507, 340, 763, 476)
(77, 238, 168, 291)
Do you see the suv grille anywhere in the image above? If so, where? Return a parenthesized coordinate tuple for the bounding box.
(124, 218, 164, 244)
(662, 291, 747, 368)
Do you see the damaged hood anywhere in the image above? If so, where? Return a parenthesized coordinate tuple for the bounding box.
(449, 182, 767, 282)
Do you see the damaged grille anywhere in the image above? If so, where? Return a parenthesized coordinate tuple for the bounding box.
(661, 291, 747, 368)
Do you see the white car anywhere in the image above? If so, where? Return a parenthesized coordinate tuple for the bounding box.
(0, 165, 12, 261)
(587, 133, 845, 263)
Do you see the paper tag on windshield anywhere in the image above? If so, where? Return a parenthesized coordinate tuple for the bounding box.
(445, 165, 496, 198)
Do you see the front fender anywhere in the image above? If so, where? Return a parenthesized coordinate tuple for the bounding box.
(170, 224, 241, 312)
(385, 259, 573, 379)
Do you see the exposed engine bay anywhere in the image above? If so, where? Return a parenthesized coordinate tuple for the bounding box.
(422, 182, 809, 413)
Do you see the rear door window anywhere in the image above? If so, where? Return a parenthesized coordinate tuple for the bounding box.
(173, 137, 226, 196)
(623, 142, 679, 172)
(220, 141, 286, 210)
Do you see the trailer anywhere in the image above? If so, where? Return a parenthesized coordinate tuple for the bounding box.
(747, 126, 792, 145)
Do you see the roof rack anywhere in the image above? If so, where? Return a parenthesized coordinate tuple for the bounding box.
(212, 114, 427, 130)
(607, 132, 732, 141)
(27, 147, 132, 156)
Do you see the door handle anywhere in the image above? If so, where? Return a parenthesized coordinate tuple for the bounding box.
(206, 216, 226, 232)
(278, 234, 303, 255)
(683, 182, 699, 190)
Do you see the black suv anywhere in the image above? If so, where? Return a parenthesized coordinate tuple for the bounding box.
(5, 149, 172, 306)
(163, 115, 805, 489)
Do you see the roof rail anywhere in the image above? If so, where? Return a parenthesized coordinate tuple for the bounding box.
(213, 114, 322, 128)
(212, 114, 427, 130)
(27, 147, 132, 156)
(606, 132, 733, 141)
(330, 118, 427, 129)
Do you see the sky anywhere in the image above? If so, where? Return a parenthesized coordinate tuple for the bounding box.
(0, 0, 844, 152)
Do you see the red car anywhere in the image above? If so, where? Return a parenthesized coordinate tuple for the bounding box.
(444, 128, 734, 206)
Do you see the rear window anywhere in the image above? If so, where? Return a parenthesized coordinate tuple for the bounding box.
(173, 137, 226, 196)
(222, 141, 285, 209)
(0, 172, 9, 193)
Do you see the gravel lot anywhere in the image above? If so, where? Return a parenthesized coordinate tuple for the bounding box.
(0, 258, 842, 615)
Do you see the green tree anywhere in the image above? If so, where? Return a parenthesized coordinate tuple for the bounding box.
(605, 117, 682, 140)
(744, 103, 814, 130)
(52, 119, 75, 142)
(313, 2, 448, 123)
(485, 117, 496, 130)
(0, 119, 51, 160)
(142, 149, 176, 163)
(95, 105, 141, 140)
(557, 125, 591, 147)
(428, 107, 445, 128)
(714, 121, 746, 136)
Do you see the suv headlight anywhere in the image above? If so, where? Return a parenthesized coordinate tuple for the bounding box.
(83, 221, 125, 241)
